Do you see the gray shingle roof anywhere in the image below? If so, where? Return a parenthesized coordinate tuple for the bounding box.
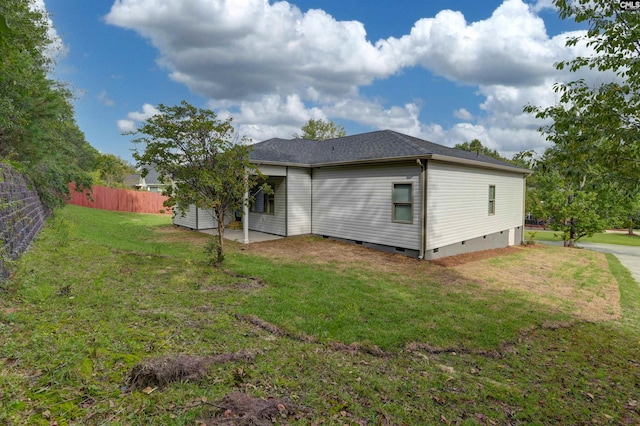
(249, 130, 524, 170)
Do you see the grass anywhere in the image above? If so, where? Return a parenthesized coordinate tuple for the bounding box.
(526, 229, 640, 246)
(1, 205, 639, 424)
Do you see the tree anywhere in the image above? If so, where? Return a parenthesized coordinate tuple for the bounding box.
(294, 119, 346, 140)
(93, 153, 134, 188)
(0, 0, 97, 209)
(524, 0, 640, 238)
(131, 101, 267, 263)
(453, 139, 512, 162)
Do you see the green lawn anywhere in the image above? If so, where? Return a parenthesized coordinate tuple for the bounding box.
(526, 229, 640, 246)
(1, 205, 639, 424)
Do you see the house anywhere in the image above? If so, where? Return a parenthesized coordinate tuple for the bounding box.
(175, 130, 531, 260)
(134, 164, 167, 193)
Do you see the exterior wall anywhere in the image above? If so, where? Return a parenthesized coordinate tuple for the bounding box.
(287, 167, 312, 236)
(173, 206, 222, 230)
(423, 227, 523, 260)
(311, 163, 421, 250)
(249, 176, 287, 236)
(425, 161, 525, 252)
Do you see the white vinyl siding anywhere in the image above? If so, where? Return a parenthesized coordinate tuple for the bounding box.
(426, 162, 524, 250)
(312, 163, 421, 250)
(287, 167, 312, 235)
(249, 176, 286, 236)
(173, 205, 222, 229)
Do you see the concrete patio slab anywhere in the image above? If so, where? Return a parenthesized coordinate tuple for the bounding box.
(199, 228, 283, 243)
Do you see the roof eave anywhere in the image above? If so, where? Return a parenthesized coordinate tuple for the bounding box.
(427, 154, 532, 174)
(250, 159, 313, 168)
(252, 155, 531, 174)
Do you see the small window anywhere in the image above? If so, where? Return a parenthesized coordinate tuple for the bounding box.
(263, 192, 275, 215)
(250, 191, 264, 213)
(488, 185, 496, 215)
(392, 183, 413, 223)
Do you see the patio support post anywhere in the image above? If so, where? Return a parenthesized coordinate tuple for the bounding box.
(243, 188, 249, 244)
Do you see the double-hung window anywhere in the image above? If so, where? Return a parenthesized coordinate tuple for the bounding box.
(488, 185, 496, 215)
(392, 183, 413, 223)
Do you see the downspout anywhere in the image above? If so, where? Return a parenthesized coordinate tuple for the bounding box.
(521, 174, 527, 245)
(243, 172, 250, 244)
(417, 159, 427, 260)
(285, 167, 289, 237)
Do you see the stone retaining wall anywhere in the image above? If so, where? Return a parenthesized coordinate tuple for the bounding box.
(0, 163, 48, 282)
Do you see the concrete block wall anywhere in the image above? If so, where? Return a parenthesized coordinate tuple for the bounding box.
(0, 163, 48, 282)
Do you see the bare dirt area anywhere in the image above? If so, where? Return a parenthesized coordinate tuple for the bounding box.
(240, 235, 431, 276)
(451, 245, 621, 322)
(238, 236, 621, 323)
(154, 225, 211, 245)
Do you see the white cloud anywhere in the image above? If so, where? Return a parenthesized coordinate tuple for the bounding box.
(117, 119, 137, 134)
(36, 0, 68, 61)
(106, 0, 602, 156)
(453, 108, 474, 121)
(117, 104, 160, 133)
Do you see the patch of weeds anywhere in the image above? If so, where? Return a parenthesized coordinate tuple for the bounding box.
(524, 231, 537, 245)
(46, 213, 75, 248)
(204, 237, 224, 264)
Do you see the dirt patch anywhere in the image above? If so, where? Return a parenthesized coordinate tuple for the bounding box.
(126, 351, 254, 390)
(451, 246, 621, 322)
(153, 225, 211, 245)
(203, 392, 308, 425)
(239, 235, 431, 277)
(236, 314, 316, 343)
(236, 237, 621, 323)
(431, 246, 528, 267)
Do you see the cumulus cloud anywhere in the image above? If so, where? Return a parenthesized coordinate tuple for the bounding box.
(453, 108, 474, 121)
(106, 0, 601, 156)
(35, 0, 68, 61)
(117, 104, 159, 133)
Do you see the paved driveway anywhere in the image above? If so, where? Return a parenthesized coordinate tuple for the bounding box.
(541, 241, 640, 284)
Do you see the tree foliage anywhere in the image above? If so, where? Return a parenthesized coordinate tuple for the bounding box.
(294, 119, 346, 140)
(0, 0, 97, 209)
(131, 101, 266, 263)
(93, 153, 134, 188)
(454, 139, 512, 163)
(524, 0, 640, 242)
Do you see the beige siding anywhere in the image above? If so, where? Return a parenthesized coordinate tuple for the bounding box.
(287, 167, 312, 235)
(249, 177, 287, 236)
(426, 161, 524, 250)
(312, 163, 421, 250)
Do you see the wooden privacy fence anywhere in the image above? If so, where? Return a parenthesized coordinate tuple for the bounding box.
(67, 184, 172, 215)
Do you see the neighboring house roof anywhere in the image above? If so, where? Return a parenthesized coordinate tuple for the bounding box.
(124, 173, 141, 187)
(140, 164, 164, 185)
(250, 130, 530, 174)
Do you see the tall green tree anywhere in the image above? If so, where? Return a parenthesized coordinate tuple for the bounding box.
(131, 101, 267, 263)
(0, 0, 97, 208)
(454, 139, 511, 162)
(524, 0, 640, 241)
(93, 153, 134, 188)
(294, 119, 346, 140)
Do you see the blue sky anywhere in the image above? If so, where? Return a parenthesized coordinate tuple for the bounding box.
(42, 0, 593, 164)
